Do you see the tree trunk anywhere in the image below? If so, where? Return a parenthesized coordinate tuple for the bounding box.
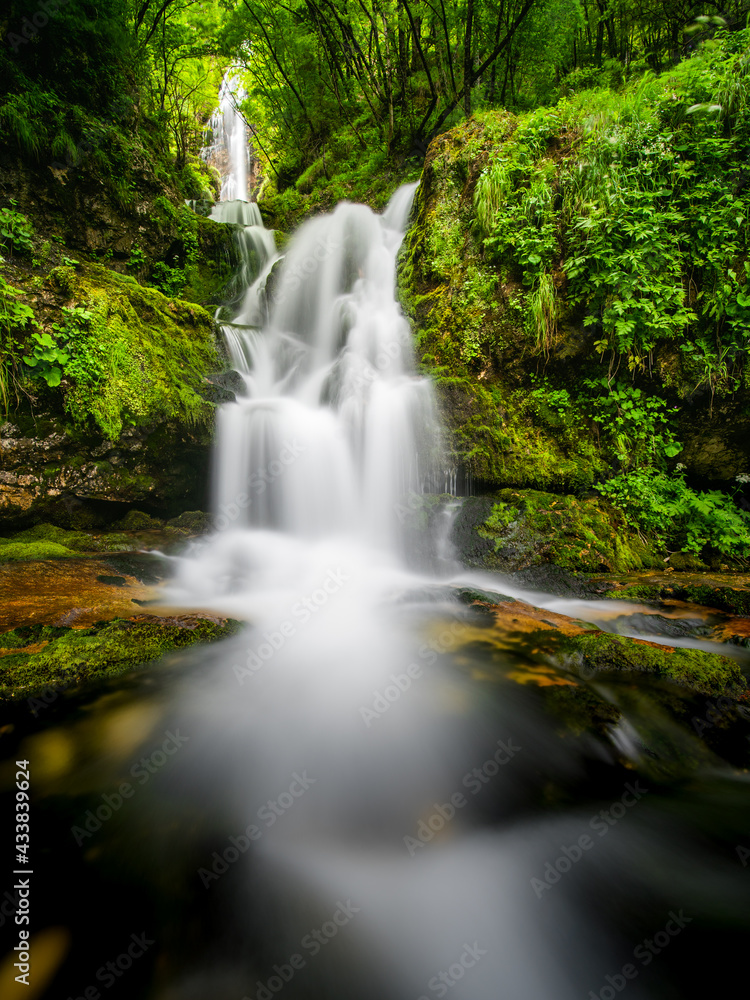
(463, 0, 474, 116)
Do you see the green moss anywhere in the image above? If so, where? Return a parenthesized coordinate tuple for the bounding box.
(0, 541, 75, 562)
(115, 510, 163, 531)
(51, 262, 218, 440)
(0, 616, 242, 701)
(570, 631, 744, 698)
(0, 523, 162, 559)
(474, 488, 660, 573)
(436, 377, 606, 490)
(613, 582, 750, 616)
(6, 522, 93, 549)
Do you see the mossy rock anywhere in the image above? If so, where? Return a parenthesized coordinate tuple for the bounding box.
(612, 581, 750, 617)
(49, 261, 219, 440)
(452, 489, 661, 575)
(397, 112, 611, 491)
(0, 522, 158, 558)
(0, 615, 242, 701)
(166, 510, 213, 535)
(114, 510, 163, 531)
(564, 631, 744, 699)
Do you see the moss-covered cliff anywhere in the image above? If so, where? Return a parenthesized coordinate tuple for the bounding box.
(0, 160, 240, 527)
(399, 31, 750, 570)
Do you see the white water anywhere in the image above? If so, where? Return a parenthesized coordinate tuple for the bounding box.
(203, 71, 250, 203)
(167, 187, 637, 1000)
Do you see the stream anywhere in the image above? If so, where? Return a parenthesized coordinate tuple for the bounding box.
(1, 113, 750, 1000)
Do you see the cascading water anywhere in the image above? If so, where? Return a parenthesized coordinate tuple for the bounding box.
(173, 181, 451, 624)
(203, 71, 251, 204)
(157, 191, 650, 1000)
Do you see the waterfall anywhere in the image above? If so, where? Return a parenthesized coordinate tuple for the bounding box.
(163, 187, 617, 1000)
(177, 182, 444, 612)
(203, 70, 250, 203)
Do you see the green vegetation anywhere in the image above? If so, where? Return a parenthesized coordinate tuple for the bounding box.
(400, 24, 750, 567)
(569, 631, 745, 698)
(0, 616, 241, 701)
(473, 488, 659, 573)
(0, 523, 138, 562)
(596, 469, 750, 557)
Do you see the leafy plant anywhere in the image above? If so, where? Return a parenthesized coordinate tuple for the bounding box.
(583, 378, 682, 471)
(0, 202, 34, 257)
(150, 262, 186, 297)
(0, 257, 37, 410)
(22, 331, 70, 387)
(597, 469, 750, 559)
(127, 245, 147, 271)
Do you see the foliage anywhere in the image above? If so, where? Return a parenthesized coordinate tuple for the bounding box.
(151, 262, 187, 297)
(0, 202, 34, 256)
(0, 256, 37, 412)
(583, 377, 682, 470)
(21, 330, 70, 387)
(596, 470, 750, 558)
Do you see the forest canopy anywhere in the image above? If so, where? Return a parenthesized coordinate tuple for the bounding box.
(1, 1, 749, 198)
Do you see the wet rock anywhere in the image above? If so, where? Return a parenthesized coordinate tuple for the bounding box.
(166, 510, 213, 534)
(101, 552, 169, 585)
(509, 564, 616, 600)
(199, 369, 245, 404)
(610, 613, 712, 640)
